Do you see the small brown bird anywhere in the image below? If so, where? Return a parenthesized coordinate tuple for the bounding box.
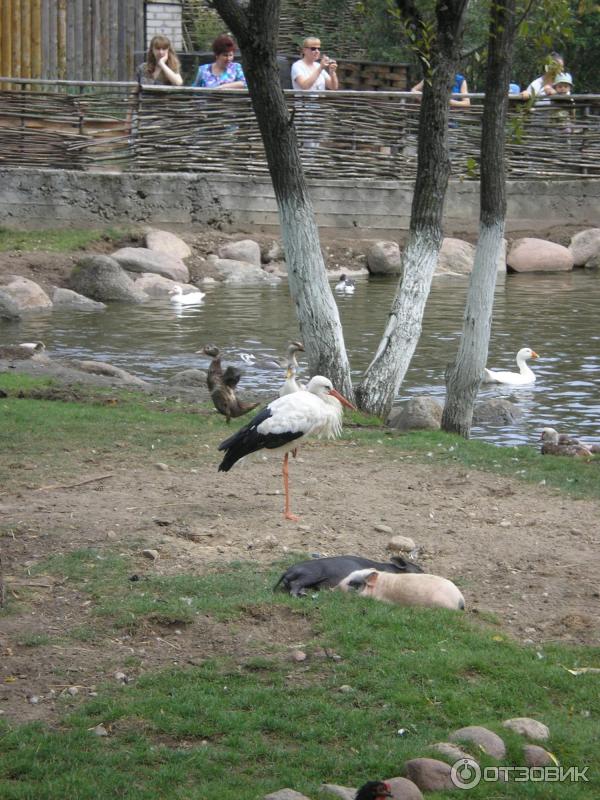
(199, 344, 259, 423)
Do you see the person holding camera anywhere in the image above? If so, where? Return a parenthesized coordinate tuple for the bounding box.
(291, 37, 339, 91)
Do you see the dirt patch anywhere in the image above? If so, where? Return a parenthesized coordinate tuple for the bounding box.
(1, 431, 599, 727)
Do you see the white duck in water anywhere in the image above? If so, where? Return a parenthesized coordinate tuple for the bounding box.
(169, 284, 206, 305)
(335, 274, 356, 293)
(483, 347, 539, 385)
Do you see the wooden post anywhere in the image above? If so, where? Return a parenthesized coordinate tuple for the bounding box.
(57, 0, 66, 79)
(12, 0, 21, 78)
(21, 0, 31, 78)
(1, 0, 13, 88)
(31, 0, 42, 79)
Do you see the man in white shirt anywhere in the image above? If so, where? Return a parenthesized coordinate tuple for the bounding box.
(291, 37, 339, 91)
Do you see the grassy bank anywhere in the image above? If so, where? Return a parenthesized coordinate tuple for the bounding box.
(1, 376, 599, 799)
(0, 227, 134, 253)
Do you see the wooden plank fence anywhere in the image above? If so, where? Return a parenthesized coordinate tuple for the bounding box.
(0, 0, 144, 83)
(0, 79, 599, 180)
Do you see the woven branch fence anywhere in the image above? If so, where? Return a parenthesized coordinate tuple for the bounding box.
(1, 79, 599, 180)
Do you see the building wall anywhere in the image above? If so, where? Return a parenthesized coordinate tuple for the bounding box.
(145, 1, 183, 50)
(0, 168, 598, 238)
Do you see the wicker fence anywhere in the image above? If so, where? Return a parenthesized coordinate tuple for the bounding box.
(1, 78, 599, 180)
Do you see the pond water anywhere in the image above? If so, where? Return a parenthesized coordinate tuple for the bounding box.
(3, 269, 600, 447)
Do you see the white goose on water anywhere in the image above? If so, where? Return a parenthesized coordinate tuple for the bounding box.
(483, 347, 539, 385)
(169, 284, 206, 305)
(218, 375, 355, 521)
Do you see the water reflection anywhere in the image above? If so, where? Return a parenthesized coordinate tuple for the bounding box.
(2, 270, 599, 446)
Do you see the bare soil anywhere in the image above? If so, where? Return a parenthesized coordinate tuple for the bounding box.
(1, 229, 599, 728)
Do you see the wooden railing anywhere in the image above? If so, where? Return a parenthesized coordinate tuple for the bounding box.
(1, 78, 599, 180)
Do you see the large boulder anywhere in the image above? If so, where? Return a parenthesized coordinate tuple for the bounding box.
(473, 399, 523, 424)
(507, 238, 573, 272)
(145, 229, 192, 260)
(384, 776, 424, 799)
(71, 360, 148, 387)
(69, 255, 148, 303)
(435, 237, 506, 275)
(0, 276, 52, 313)
(212, 257, 281, 285)
(52, 287, 106, 310)
(0, 289, 21, 319)
(403, 758, 455, 792)
(387, 397, 443, 431)
(568, 228, 600, 267)
(111, 247, 189, 283)
(133, 273, 190, 298)
(218, 239, 261, 266)
(449, 726, 506, 759)
(366, 241, 402, 275)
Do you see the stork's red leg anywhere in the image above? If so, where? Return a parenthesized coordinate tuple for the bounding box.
(282, 452, 299, 522)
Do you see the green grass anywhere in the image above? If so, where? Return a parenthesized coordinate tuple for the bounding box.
(1, 555, 599, 799)
(0, 226, 134, 252)
(1, 375, 599, 798)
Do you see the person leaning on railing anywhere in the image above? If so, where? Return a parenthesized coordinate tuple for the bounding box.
(136, 34, 183, 87)
(410, 74, 471, 107)
(520, 51, 565, 101)
(291, 37, 338, 91)
(192, 34, 247, 90)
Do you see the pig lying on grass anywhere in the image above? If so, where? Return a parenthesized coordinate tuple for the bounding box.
(338, 568, 465, 611)
(274, 554, 423, 597)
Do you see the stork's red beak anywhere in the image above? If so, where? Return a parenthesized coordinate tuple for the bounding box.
(328, 387, 356, 410)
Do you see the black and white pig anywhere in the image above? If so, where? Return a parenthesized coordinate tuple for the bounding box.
(274, 554, 423, 597)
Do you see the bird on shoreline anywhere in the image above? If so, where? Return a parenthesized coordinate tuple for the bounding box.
(540, 427, 598, 457)
(199, 344, 259, 423)
(218, 375, 355, 521)
(278, 340, 305, 397)
(483, 347, 539, 385)
(335, 273, 356, 293)
(0, 342, 46, 364)
(169, 284, 205, 305)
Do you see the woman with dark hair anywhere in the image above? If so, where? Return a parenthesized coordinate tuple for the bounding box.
(192, 34, 247, 89)
(136, 35, 183, 86)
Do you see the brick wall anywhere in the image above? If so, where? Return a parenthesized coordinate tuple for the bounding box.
(145, 1, 183, 50)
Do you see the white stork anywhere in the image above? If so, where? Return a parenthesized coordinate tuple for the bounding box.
(218, 375, 355, 521)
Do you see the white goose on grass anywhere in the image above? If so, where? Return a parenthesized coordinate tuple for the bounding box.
(169, 284, 206, 305)
(483, 347, 539, 385)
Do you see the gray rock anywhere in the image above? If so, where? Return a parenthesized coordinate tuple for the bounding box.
(386, 535, 416, 553)
(263, 790, 311, 800)
(213, 258, 281, 285)
(523, 744, 555, 767)
(507, 238, 573, 272)
(0, 289, 22, 319)
(473, 399, 524, 424)
(69, 255, 148, 303)
(52, 287, 106, 310)
(168, 369, 207, 387)
(133, 273, 179, 297)
(319, 784, 355, 800)
(436, 238, 475, 275)
(261, 239, 284, 263)
(568, 228, 600, 266)
(366, 240, 402, 275)
(584, 254, 600, 270)
(112, 247, 189, 283)
(404, 758, 455, 792)
(219, 239, 262, 266)
(387, 397, 443, 431)
(449, 726, 506, 759)
(72, 360, 148, 387)
(145, 229, 192, 260)
(430, 742, 475, 763)
(502, 717, 549, 740)
(385, 776, 424, 799)
(0, 276, 52, 312)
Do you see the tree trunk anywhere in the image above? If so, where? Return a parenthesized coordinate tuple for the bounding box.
(209, 0, 353, 397)
(441, 0, 517, 436)
(355, 0, 470, 419)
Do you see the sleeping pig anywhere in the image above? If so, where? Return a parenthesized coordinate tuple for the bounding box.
(274, 554, 423, 597)
(338, 568, 465, 611)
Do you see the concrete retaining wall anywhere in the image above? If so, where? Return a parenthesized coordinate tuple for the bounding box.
(1, 168, 599, 237)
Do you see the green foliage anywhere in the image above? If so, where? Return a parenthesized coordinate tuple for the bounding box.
(189, 4, 225, 51)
